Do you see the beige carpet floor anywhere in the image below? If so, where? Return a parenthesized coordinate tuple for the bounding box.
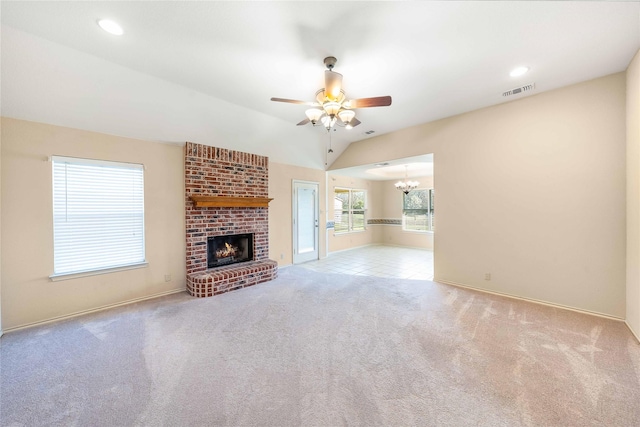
(1, 266, 639, 426)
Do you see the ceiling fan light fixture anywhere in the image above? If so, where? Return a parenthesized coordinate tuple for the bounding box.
(323, 101, 341, 116)
(321, 115, 336, 129)
(324, 70, 343, 101)
(305, 108, 323, 124)
(270, 56, 392, 132)
(316, 89, 345, 104)
(338, 109, 355, 124)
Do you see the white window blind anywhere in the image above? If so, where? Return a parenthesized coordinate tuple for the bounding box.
(52, 156, 145, 276)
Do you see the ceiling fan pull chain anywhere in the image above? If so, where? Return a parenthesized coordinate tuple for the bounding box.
(325, 137, 328, 166)
(328, 128, 334, 154)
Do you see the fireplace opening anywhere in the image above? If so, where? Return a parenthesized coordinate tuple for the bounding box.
(207, 233, 254, 268)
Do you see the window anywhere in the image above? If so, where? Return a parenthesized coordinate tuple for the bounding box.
(334, 188, 366, 233)
(52, 156, 145, 277)
(402, 188, 434, 232)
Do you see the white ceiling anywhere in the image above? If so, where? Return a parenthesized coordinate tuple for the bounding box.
(2, 1, 639, 174)
(328, 155, 434, 181)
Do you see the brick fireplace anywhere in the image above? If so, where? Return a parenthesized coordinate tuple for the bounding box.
(185, 142, 277, 297)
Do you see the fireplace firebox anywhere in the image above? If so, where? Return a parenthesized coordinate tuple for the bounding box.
(207, 233, 254, 268)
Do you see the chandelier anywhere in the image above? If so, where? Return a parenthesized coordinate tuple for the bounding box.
(395, 165, 419, 194)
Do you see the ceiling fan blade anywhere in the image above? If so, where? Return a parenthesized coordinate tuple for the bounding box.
(347, 96, 392, 108)
(350, 117, 362, 127)
(324, 71, 343, 102)
(296, 118, 310, 126)
(270, 97, 318, 106)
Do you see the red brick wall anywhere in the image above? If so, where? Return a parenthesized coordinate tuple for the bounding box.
(185, 142, 270, 275)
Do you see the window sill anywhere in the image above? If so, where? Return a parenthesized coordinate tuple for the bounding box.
(402, 230, 435, 234)
(49, 262, 149, 282)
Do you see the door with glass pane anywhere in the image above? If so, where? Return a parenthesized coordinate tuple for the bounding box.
(293, 181, 319, 264)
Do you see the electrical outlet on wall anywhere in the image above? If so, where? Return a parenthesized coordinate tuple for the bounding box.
(484, 273, 491, 281)
(164, 274, 172, 282)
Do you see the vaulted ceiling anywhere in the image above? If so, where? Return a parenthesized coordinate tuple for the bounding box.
(2, 1, 639, 172)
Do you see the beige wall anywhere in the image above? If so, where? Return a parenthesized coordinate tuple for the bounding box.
(1, 118, 186, 330)
(0, 119, 3, 336)
(268, 162, 326, 266)
(331, 73, 627, 318)
(627, 49, 640, 338)
(327, 174, 378, 253)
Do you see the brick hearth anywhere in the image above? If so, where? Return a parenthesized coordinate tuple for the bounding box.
(185, 142, 277, 297)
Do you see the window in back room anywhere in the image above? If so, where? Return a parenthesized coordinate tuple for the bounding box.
(334, 187, 367, 234)
(402, 188, 434, 232)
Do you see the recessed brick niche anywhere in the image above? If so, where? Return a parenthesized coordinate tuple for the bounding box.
(185, 142, 277, 298)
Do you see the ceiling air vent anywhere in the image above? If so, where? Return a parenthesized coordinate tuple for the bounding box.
(365, 130, 376, 135)
(502, 83, 535, 97)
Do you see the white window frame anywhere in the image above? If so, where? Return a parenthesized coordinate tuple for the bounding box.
(50, 156, 147, 281)
(402, 188, 435, 233)
(333, 187, 367, 234)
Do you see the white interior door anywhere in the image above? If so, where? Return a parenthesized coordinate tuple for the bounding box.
(293, 181, 319, 264)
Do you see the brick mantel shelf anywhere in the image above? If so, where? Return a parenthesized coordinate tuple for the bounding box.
(190, 195, 273, 208)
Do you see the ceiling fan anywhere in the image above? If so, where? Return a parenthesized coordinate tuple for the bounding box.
(270, 56, 392, 131)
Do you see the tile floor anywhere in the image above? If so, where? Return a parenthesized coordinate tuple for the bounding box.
(299, 245, 434, 280)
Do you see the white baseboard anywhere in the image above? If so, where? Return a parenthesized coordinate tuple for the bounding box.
(378, 242, 433, 251)
(3, 288, 187, 334)
(328, 243, 377, 255)
(328, 243, 433, 255)
(626, 321, 640, 344)
(435, 278, 624, 322)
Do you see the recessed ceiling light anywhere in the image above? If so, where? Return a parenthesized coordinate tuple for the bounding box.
(510, 66, 529, 77)
(98, 19, 124, 36)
